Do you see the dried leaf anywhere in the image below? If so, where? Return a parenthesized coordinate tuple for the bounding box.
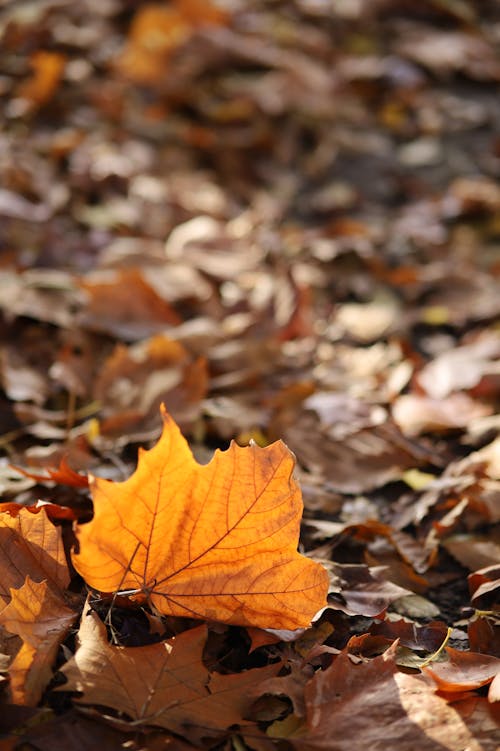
(18, 51, 66, 108)
(72, 406, 328, 629)
(392, 393, 492, 437)
(423, 647, 500, 694)
(79, 270, 182, 339)
(270, 643, 495, 750)
(11, 710, 158, 751)
(283, 409, 432, 493)
(13, 457, 89, 488)
(94, 334, 207, 439)
(60, 605, 279, 734)
(329, 563, 412, 618)
(116, 1, 228, 84)
(469, 564, 500, 610)
(0, 508, 69, 608)
(416, 336, 500, 401)
(0, 501, 77, 522)
(0, 577, 76, 705)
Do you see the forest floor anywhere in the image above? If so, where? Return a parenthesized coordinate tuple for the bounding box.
(0, 1, 499, 749)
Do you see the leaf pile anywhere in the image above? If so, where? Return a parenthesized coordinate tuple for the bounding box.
(0, 0, 500, 748)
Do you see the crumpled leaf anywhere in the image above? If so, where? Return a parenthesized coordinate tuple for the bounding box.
(0, 577, 76, 705)
(72, 406, 328, 629)
(60, 605, 280, 734)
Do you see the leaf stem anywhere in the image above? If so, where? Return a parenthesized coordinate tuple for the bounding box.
(420, 627, 452, 668)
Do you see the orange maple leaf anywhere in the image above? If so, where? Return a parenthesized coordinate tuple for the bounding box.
(72, 406, 328, 629)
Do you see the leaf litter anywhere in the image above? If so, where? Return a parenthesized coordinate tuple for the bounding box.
(0, 0, 499, 748)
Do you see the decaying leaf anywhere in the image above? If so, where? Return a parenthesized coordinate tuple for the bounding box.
(72, 406, 328, 629)
(60, 604, 280, 734)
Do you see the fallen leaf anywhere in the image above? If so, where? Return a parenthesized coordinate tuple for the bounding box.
(60, 605, 279, 735)
(72, 406, 328, 629)
(18, 51, 66, 108)
(468, 616, 500, 658)
(268, 642, 491, 750)
(328, 563, 412, 618)
(13, 457, 89, 488)
(0, 346, 49, 406)
(469, 564, 500, 610)
(116, 1, 228, 85)
(0, 501, 77, 522)
(370, 618, 448, 653)
(10, 710, 147, 751)
(94, 334, 207, 440)
(0, 577, 76, 705)
(283, 410, 432, 493)
(78, 270, 182, 340)
(392, 393, 492, 436)
(396, 679, 500, 751)
(0, 508, 69, 608)
(416, 335, 500, 400)
(333, 301, 398, 342)
(423, 647, 500, 695)
(443, 533, 500, 573)
(489, 672, 500, 702)
(0, 269, 82, 329)
(397, 28, 500, 79)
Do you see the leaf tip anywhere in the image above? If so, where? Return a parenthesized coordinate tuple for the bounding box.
(159, 401, 171, 422)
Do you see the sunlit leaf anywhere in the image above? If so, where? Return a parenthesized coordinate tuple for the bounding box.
(72, 406, 328, 629)
(0, 577, 76, 705)
(0, 508, 69, 608)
